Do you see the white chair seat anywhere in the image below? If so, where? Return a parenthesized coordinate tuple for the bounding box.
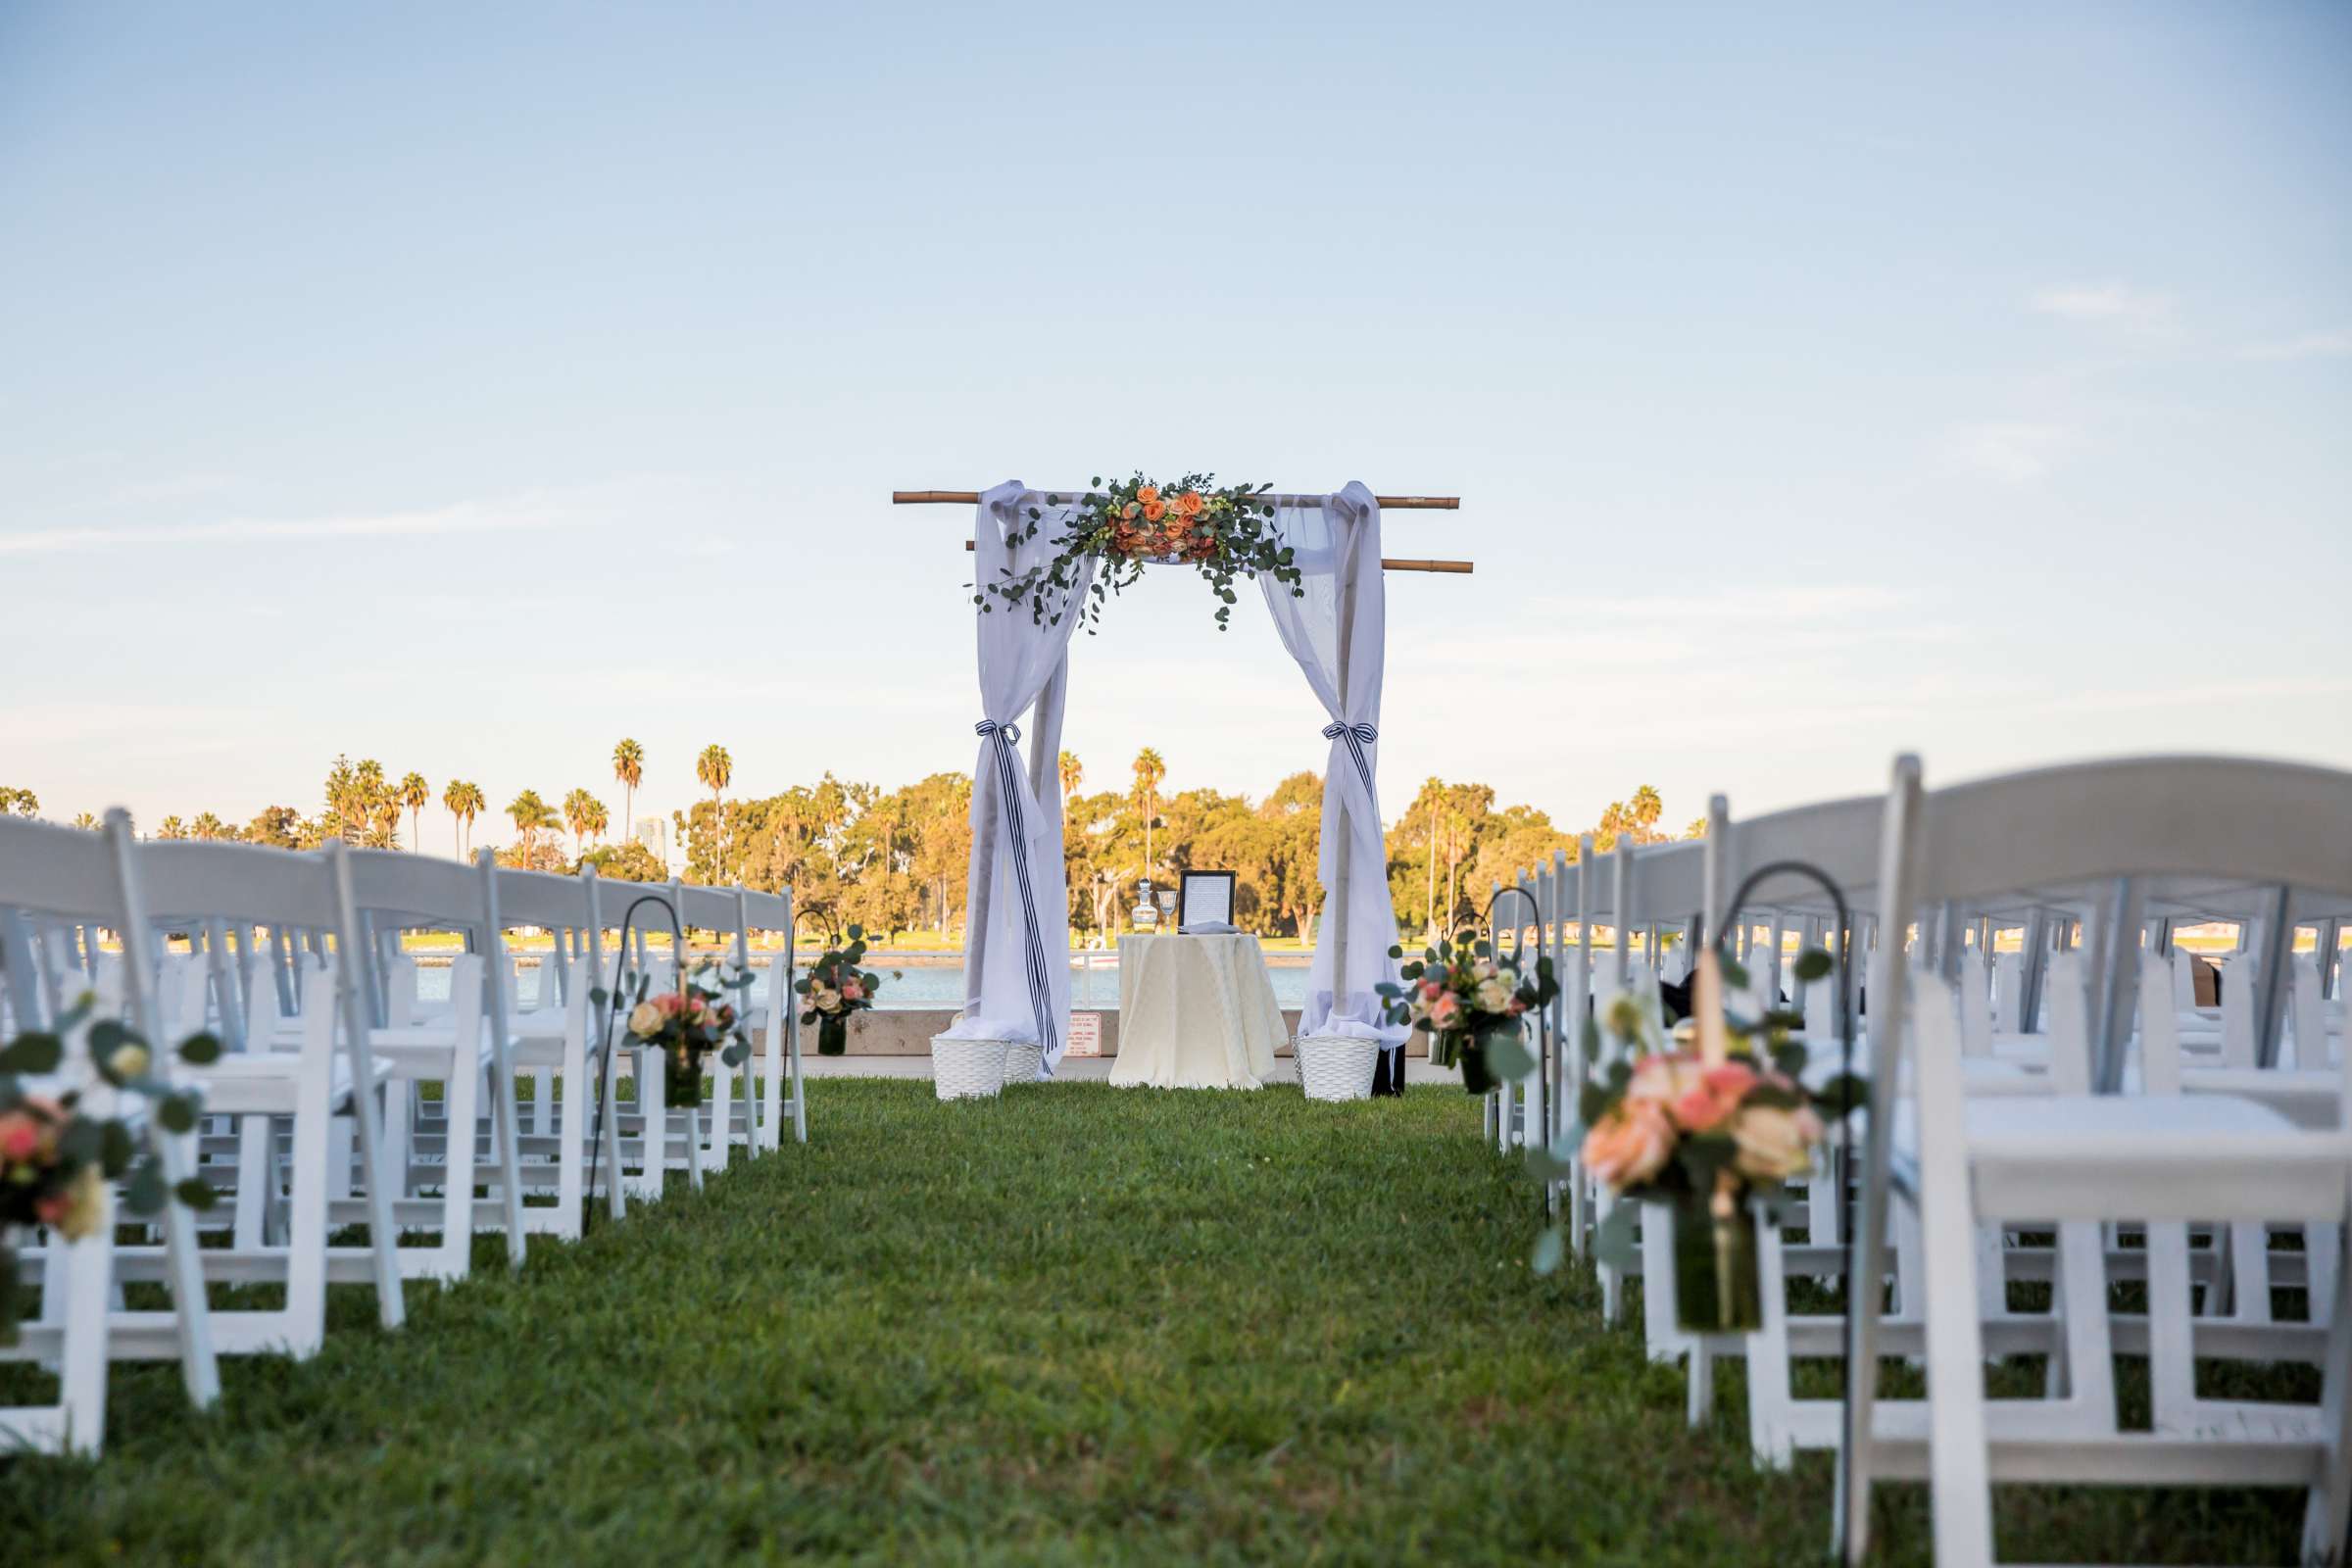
(1895, 1093, 2346, 1224)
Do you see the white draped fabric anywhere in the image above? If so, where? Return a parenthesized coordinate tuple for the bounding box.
(1260, 483, 1406, 1046)
(945, 482, 1093, 1073)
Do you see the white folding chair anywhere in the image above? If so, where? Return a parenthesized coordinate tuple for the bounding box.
(0, 811, 221, 1453)
(1843, 754, 2352, 1566)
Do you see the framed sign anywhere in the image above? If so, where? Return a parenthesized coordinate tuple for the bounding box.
(1178, 870, 1236, 928)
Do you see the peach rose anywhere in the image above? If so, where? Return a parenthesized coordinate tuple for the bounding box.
(841, 979, 864, 1002)
(1582, 1100, 1675, 1192)
(1670, 1060, 1757, 1135)
(1123, 502, 1142, 519)
(1428, 992, 1463, 1030)
(1142, 499, 1167, 522)
(1625, 1052, 1702, 1107)
(1135, 485, 1159, 505)
(1176, 490, 1203, 515)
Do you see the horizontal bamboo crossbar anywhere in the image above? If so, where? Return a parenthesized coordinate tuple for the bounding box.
(899, 489, 1458, 510)
(961, 539, 1471, 573)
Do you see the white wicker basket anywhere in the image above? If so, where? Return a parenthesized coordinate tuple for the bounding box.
(932, 1036, 1007, 1102)
(1001, 1041, 1045, 1086)
(1296, 1034, 1379, 1102)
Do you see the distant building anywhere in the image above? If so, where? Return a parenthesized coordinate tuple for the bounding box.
(631, 816, 666, 867)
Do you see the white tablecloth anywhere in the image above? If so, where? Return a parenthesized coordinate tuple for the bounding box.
(1108, 933, 1284, 1090)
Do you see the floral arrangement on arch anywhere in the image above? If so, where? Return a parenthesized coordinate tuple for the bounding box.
(796, 924, 894, 1056)
(1, 994, 220, 1341)
(1377, 931, 1559, 1095)
(1563, 949, 1862, 1333)
(975, 472, 1302, 633)
(611, 961, 753, 1108)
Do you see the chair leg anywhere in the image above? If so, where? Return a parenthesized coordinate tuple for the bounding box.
(58, 1196, 120, 1453)
(438, 1059, 480, 1281)
(2304, 1221, 2352, 1564)
(282, 1050, 331, 1356)
(151, 1125, 221, 1410)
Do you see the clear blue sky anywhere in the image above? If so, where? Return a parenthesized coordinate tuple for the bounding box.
(4, 2, 2348, 846)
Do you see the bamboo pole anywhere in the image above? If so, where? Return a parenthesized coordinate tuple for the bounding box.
(959, 539, 1470, 573)
(899, 489, 1458, 510)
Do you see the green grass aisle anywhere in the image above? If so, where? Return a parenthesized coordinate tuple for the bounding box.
(0, 1083, 2307, 1564)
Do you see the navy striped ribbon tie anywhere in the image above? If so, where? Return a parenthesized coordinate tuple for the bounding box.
(976, 719, 1056, 1058)
(1322, 720, 1378, 800)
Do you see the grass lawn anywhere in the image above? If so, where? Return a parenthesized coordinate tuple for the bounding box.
(0, 1082, 2311, 1565)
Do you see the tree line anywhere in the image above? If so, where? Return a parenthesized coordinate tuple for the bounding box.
(10, 750, 1697, 945)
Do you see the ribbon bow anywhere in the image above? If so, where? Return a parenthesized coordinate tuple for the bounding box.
(976, 718, 1022, 745)
(1322, 719, 1378, 799)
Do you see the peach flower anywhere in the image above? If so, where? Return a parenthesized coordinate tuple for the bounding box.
(1582, 1100, 1675, 1192)
(1135, 485, 1159, 505)
(841, 979, 864, 1002)
(1142, 499, 1167, 522)
(1428, 992, 1463, 1030)
(1670, 1060, 1757, 1135)
(0, 1110, 40, 1164)
(1731, 1102, 1824, 1181)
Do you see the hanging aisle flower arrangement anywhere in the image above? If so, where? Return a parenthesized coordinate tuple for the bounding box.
(975, 473, 1304, 633)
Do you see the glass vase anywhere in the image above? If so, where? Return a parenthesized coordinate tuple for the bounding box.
(664, 1048, 704, 1108)
(818, 1015, 849, 1056)
(1672, 1192, 1763, 1334)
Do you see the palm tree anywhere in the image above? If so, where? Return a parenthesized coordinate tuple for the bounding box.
(368, 795, 403, 849)
(71, 810, 96, 831)
(1058, 750, 1082, 800)
(158, 815, 188, 840)
(352, 759, 387, 844)
(400, 772, 430, 851)
(444, 779, 484, 858)
(696, 744, 731, 807)
(583, 797, 610, 845)
(191, 810, 228, 841)
(612, 738, 644, 842)
(507, 789, 558, 861)
(1131, 747, 1166, 872)
(563, 788, 602, 855)
(1629, 783, 1664, 844)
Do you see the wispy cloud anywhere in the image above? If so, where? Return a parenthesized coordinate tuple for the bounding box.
(2030, 281, 2177, 331)
(1941, 421, 2072, 484)
(0, 494, 569, 557)
(2238, 328, 2352, 363)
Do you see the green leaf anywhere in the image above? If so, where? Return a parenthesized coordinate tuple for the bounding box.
(177, 1031, 222, 1065)
(1530, 1226, 1566, 1277)
(174, 1178, 219, 1211)
(1719, 956, 1750, 992)
(0, 1032, 63, 1073)
(1592, 1201, 1642, 1270)
(1792, 949, 1834, 983)
(100, 1120, 136, 1177)
(124, 1159, 168, 1216)
(1483, 1029, 1536, 1085)
(157, 1094, 198, 1134)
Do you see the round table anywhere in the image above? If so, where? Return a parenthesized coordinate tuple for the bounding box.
(1107, 933, 1284, 1090)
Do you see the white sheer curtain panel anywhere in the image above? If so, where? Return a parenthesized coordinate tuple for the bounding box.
(945, 482, 1093, 1072)
(1260, 482, 1405, 1047)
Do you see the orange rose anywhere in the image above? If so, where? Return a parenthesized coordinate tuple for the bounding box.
(1142, 499, 1166, 522)
(1582, 1100, 1675, 1192)
(1176, 490, 1203, 515)
(1122, 502, 1141, 519)
(1135, 485, 1159, 506)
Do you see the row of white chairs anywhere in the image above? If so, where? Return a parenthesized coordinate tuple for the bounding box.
(0, 811, 808, 1455)
(1477, 754, 2352, 1565)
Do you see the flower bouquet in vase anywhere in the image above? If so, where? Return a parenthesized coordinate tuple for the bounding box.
(618, 962, 753, 1107)
(2, 991, 220, 1340)
(1375, 931, 1558, 1095)
(795, 925, 888, 1056)
(1576, 948, 1860, 1335)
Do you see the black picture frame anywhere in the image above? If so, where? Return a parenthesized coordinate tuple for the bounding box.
(1177, 870, 1237, 929)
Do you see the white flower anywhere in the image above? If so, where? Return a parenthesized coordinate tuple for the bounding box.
(626, 1001, 662, 1038)
(108, 1042, 151, 1079)
(1475, 976, 1514, 1013)
(808, 984, 842, 1015)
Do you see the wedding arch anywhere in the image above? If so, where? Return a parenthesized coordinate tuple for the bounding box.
(894, 480, 1472, 1086)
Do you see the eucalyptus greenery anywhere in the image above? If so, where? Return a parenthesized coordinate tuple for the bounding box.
(974, 472, 1303, 634)
(0, 994, 220, 1342)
